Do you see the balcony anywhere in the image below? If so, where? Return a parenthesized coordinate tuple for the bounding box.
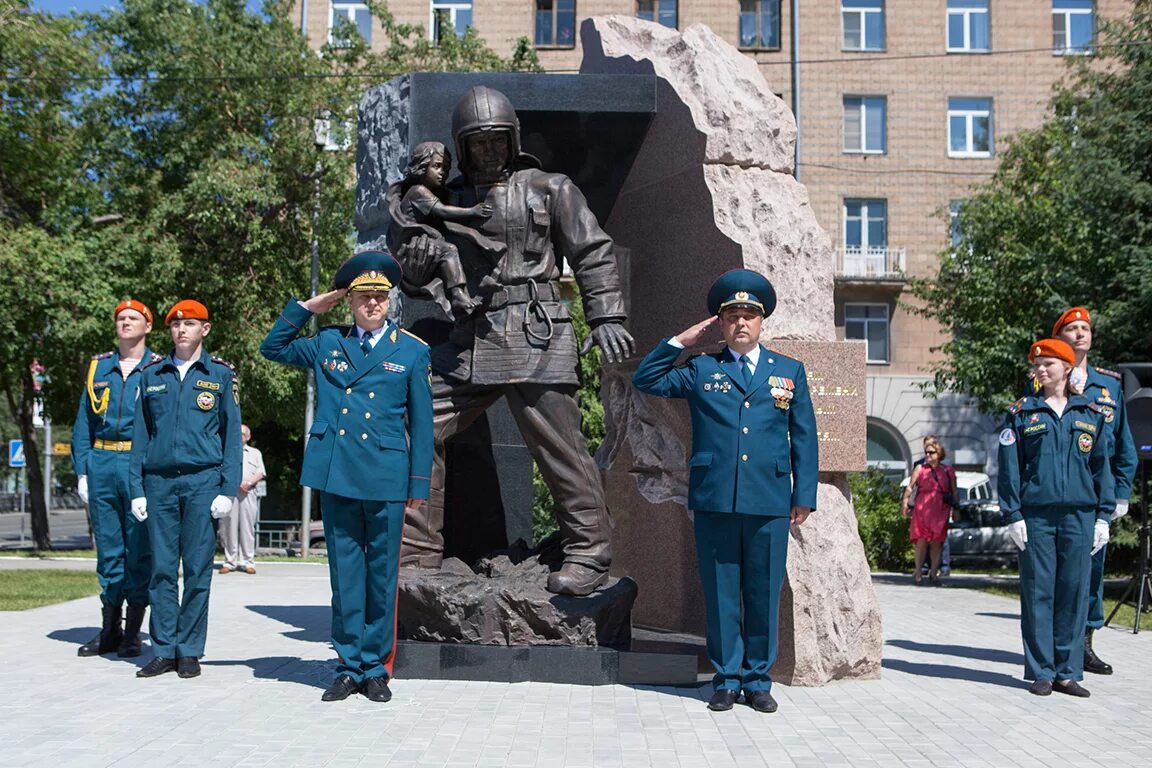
(834, 246, 906, 283)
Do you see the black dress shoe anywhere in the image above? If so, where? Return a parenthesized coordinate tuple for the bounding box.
(177, 657, 201, 678)
(707, 689, 739, 712)
(1054, 679, 1091, 698)
(321, 674, 361, 702)
(362, 676, 392, 702)
(745, 690, 778, 713)
(137, 657, 177, 678)
(1084, 628, 1113, 675)
(1027, 679, 1052, 696)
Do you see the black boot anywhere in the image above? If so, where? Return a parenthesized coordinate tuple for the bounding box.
(118, 605, 147, 657)
(1083, 628, 1113, 675)
(77, 604, 124, 657)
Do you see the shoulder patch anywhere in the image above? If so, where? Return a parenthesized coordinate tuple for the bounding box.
(140, 357, 165, 372)
(1095, 366, 1121, 380)
(93, 351, 115, 361)
(211, 356, 235, 370)
(399, 328, 429, 346)
(149, 352, 164, 363)
(1086, 402, 1104, 414)
(1008, 397, 1026, 415)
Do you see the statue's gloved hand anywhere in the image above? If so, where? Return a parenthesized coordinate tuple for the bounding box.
(131, 497, 148, 523)
(210, 495, 233, 519)
(1007, 520, 1028, 551)
(587, 321, 635, 364)
(395, 235, 439, 287)
(78, 476, 89, 505)
(1091, 519, 1110, 555)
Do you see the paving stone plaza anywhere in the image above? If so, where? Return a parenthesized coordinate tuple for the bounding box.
(2, 559, 1150, 768)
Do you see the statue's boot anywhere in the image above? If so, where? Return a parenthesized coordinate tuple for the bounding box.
(78, 604, 124, 657)
(547, 562, 608, 596)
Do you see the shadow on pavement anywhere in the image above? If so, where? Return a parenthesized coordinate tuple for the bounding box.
(46, 628, 151, 667)
(202, 656, 333, 690)
(881, 658, 1022, 688)
(886, 639, 1023, 666)
(246, 605, 330, 643)
(975, 611, 1021, 620)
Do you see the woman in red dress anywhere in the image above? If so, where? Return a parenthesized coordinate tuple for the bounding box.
(905, 439, 957, 585)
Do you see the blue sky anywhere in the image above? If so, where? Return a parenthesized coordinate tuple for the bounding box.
(33, 0, 267, 15)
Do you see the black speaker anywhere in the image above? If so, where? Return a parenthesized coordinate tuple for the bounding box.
(1118, 363, 1152, 458)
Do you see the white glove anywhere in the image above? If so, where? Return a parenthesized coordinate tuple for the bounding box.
(1007, 520, 1028, 551)
(1113, 500, 1130, 521)
(131, 497, 148, 522)
(1091, 519, 1110, 555)
(210, 495, 233, 519)
(77, 476, 89, 504)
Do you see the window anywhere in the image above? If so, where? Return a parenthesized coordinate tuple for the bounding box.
(843, 96, 886, 153)
(739, 0, 781, 49)
(536, 0, 576, 46)
(1053, 0, 1094, 54)
(948, 98, 993, 157)
(431, 0, 472, 43)
(637, 0, 677, 29)
(842, 0, 885, 51)
(844, 198, 887, 251)
(947, 0, 989, 52)
(949, 200, 964, 246)
(845, 304, 890, 363)
(329, 2, 372, 48)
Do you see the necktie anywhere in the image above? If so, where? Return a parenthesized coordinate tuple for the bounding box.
(361, 331, 373, 356)
(739, 354, 752, 387)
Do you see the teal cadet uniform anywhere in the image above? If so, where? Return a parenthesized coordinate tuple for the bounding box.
(130, 347, 242, 661)
(997, 394, 1115, 683)
(1081, 366, 1136, 631)
(71, 346, 161, 654)
(259, 254, 433, 687)
(632, 271, 818, 696)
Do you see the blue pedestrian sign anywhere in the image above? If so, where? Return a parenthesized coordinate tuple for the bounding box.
(8, 439, 25, 468)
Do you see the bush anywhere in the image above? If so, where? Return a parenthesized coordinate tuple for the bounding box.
(850, 469, 913, 572)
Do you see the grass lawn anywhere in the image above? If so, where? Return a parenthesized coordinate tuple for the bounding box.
(0, 570, 100, 611)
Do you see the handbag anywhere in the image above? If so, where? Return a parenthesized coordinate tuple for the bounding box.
(931, 466, 960, 510)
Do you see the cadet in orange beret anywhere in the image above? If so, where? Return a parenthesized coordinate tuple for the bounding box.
(1051, 307, 1137, 675)
(129, 299, 242, 679)
(997, 338, 1114, 698)
(71, 300, 162, 658)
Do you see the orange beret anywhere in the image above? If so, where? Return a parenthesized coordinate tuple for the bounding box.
(165, 299, 210, 326)
(1051, 306, 1091, 336)
(1029, 338, 1076, 366)
(113, 299, 152, 325)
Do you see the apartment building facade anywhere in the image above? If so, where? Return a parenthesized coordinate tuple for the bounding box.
(296, 0, 1128, 476)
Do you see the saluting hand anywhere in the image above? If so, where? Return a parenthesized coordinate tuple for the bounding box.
(303, 288, 348, 314)
(674, 316, 718, 347)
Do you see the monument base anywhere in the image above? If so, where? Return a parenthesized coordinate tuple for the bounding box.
(393, 626, 704, 686)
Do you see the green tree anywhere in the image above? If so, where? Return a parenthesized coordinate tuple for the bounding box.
(909, 2, 1152, 413)
(849, 469, 913, 572)
(1, 0, 540, 545)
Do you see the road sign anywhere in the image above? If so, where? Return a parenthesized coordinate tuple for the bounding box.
(9, 439, 26, 468)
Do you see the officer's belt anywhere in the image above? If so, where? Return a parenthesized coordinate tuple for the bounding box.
(484, 281, 561, 310)
(94, 439, 132, 452)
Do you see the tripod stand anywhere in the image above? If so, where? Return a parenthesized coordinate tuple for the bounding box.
(1105, 460, 1152, 634)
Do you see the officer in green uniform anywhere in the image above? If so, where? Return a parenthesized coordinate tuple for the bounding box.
(1051, 307, 1137, 674)
(998, 338, 1115, 698)
(260, 251, 433, 703)
(130, 299, 242, 679)
(632, 269, 818, 714)
(71, 299, 161, 658)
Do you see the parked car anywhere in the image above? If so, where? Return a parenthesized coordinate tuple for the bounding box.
(899, 470, 1016, 563)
